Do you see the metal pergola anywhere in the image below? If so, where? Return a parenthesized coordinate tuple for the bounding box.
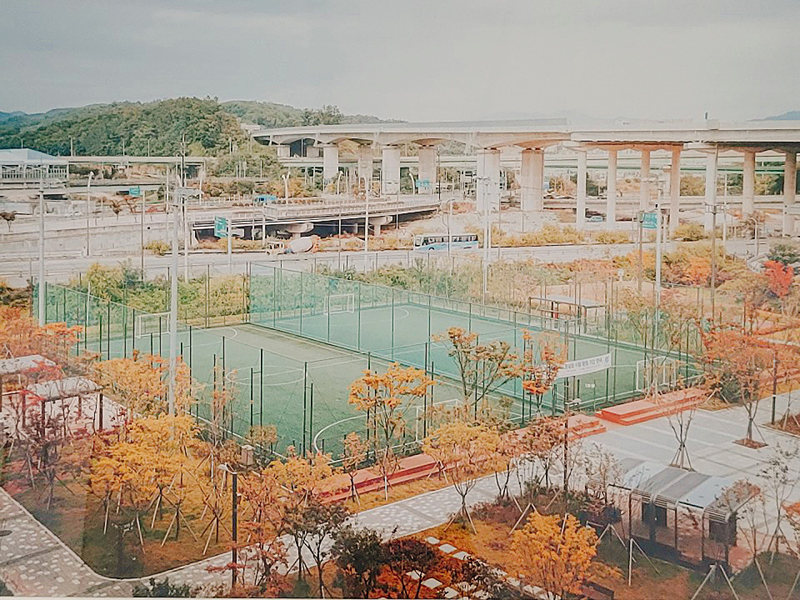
(611, 458, 756, 568)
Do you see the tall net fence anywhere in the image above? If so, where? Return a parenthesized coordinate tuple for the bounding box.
(33, 257, 697, 461)
(249, 264, 673, 417)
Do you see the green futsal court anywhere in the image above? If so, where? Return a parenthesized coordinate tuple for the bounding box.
(37, 266, 684, 460)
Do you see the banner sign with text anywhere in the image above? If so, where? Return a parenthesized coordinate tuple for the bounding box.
(556, 353, 612, 379)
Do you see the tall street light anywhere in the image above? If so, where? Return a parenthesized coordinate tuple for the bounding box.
(217, 464, 239, 589)
(85, 171, 93, 257)
(38, 183, 46, 326)
(363, 175, 370, 272)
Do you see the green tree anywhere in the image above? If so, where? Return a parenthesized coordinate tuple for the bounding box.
(331, 526, 386, 599)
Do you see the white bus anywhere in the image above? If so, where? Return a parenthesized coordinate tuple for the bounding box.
(413, 233, 479, 252)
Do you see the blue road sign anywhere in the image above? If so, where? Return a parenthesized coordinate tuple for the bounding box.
(642, 212, 658, 230)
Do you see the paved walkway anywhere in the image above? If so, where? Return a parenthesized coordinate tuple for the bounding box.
(0, 463, 504, 596)
(1, 391, 799, 596)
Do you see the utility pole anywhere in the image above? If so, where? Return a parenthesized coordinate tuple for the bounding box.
(37, 183, 46, 326)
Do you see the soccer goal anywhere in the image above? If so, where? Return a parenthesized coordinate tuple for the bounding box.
(135, 312, 171, 338)
(326, 293, 355, 315)
(636, 356, 680, 393)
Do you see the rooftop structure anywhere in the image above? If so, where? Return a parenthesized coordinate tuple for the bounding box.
(0, 148, 69, 188)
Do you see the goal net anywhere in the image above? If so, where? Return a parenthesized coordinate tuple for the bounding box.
(326, 293, 355, 315)
(135, 312, 171, 338)
(636, 357, 680, 393)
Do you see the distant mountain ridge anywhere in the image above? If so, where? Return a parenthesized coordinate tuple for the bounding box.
(763, 111, 800, 121)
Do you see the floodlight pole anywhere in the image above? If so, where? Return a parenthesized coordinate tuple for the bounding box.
(38, 183, 46, 326)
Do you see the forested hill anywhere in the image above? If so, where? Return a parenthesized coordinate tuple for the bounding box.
(0, 98, 393, 157)
(221, 100, 397, 128)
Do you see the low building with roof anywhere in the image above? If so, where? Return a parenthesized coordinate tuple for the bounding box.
(0, 148, 68, 189)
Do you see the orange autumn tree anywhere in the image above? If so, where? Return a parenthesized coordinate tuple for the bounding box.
(348, 363, 434, 499)
(94, 350, 193, 417)
(423, 421, 502, 531)
(89, 414, 198, 543)
(700, 326, 782, 445)
(0, 306, 82, 360)
(521, 331, 566, 415)
(511, 512, 598, 599)
(442, 327, 521, 418)
(765, 259, 793, 310)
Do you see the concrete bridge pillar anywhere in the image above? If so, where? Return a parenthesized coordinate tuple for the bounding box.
(369, 215, 392, 237)
(357, 145, 373, 186)
(639, 148, 651, 211)
(276, 145, 290, 159)
(417, 146, 436, 193)
(783, 150, 797, 236)
(742, 150, 756, 217)
(477, 148, 501, 213)
(704, 150, 718, 233)
(576, 150, 587, 229)
(381, 146, 401, 196)
(322, 145, 339, 185)
(606, 149, 617, 227)
(520, 148, 544, 212)
(669, 146, 681, 233)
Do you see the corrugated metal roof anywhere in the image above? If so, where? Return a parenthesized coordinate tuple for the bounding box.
(26, 376, 101, 401)
(614, 459, 755, 521)
(0, 354, 55, 376)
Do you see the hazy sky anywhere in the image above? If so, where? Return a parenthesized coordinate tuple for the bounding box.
(2, 0, 799, 121)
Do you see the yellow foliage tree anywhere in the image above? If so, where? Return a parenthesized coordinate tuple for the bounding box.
(349, 363, 433, 498)
(511, 512, 598, 599)
(94, 350, 193, 417)
(423, 421, 502, 531)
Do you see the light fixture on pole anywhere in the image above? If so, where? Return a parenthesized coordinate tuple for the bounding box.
(85, 171, 93, 257)
(217, 464, 239, 589)
(37, 182, 46, 326)
(363, 175, 370, 271)
(168, 175, 180, 417)
(704, 202, 719, 323)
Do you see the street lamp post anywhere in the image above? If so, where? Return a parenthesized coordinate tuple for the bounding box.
(282, 173, 289, 201)
(37, 183, 46, 326)
(363, 176, 370, 272)
(217, 464, 239, 589)
(85, 172, 93, 257)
